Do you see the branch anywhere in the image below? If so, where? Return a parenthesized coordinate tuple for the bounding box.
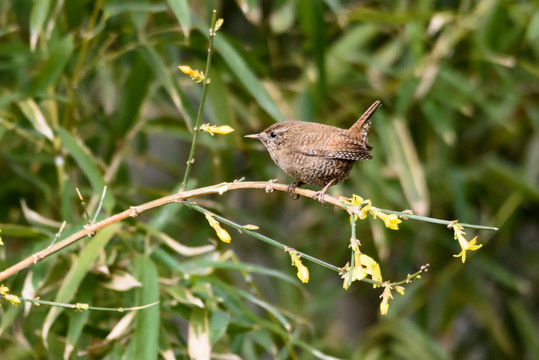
(0, 180, 498, 282)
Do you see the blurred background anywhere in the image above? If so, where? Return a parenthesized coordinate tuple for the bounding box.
(0, 0, 538, 359)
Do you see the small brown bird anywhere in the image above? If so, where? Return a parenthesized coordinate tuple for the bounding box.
(245, 101, 381, 203)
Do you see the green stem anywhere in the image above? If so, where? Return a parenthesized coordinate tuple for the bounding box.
(13, 296, 159, 311)
(184, 201, 421, 287)
(184, 201, 342, 273)
(378, 209, 499, 231)
(180, 10, 218, 191)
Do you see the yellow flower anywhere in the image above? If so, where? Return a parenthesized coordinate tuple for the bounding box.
(178, 65, 206, 83)
(4, 293, 21, 306)
(379, 285, 393, 316)
(289, 250, 309, 283)
(394, 286, 405, 296)
(199, 123, 235, 136)
(370, 207, 402, 230)
(205, 213, 231, 243)
(360, 254, 383, 287)
(450, 221, 482, 263)
(342, 272, 352, 290)
(215, 18, 224, 31)
(242, 224, 259, 230)
(76, 303, 89, 311)
(453, 235, 482, 263)
(0, 284, 9, 295)
(343, 194, 370, 223)
(342, 239, 383, 289)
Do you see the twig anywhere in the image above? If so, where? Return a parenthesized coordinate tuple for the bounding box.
(180, 10, 218, 191)
(0, 180, 497, 282)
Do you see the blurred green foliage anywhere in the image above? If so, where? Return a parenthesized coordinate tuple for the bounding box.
(0, 0, 538, 359)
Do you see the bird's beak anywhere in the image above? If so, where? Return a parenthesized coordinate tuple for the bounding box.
(244, 134, 260, 139)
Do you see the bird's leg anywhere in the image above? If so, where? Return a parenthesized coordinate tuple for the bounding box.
(287, 181, 304, 200)
(313, 179, 337, 205)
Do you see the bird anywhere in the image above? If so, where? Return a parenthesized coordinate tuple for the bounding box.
(245, 101, 381, 204)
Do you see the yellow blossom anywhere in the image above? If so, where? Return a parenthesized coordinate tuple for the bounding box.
(370, 207, 402, 230)
(394, 286, 405, 296)
(289, 250, 309, 283)
(360, 254, 383, 287)
(343, 194, 370, 223)
(205, 213, 231, 243)
(342, 239, 383, 289)
(178, 65, 206, 83)
(4, 293, 21, 306)
(341, 269, 352, 290)
(379, 285, 393, 316)
(242, 224, 259, 231)
(215, 18, 224, 31)
(453, 235, 482, 263)
(199, 123, 235, 136)
(0, 284, 9, 295)
(76, 303, 89, 311)
(450, 221, 482, 263)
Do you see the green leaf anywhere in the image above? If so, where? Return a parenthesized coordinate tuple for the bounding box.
(0, 223, 50, 238)
(29, 0, 51, 51)
(17, 99, 54, 140)
(64, 276, 96, 359)
(209, 310, 230, 346)
(196, 22, 285, 122)
(188, 308, 210, 360)
(30, 35, 74, 95)
(132, 256, 160, 360)
(115, 53, 152, 136)
(167, 0, 191, 39)
(41, 223, 120, 346)
(138, 45, 195, 128)
(56, 126, 114, 209)
(378, 114, 430, 215)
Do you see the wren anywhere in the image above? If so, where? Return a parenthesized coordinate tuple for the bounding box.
(245, 100, 381, 203)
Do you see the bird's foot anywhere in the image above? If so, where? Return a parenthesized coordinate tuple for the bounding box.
(287, 182, 304, 200)
(312, 179, 337, 206)
(312, 190, 327, 205)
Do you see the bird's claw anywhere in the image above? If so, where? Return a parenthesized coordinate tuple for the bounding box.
(312, 191, 327, 206)
(287, 182, 303, 200)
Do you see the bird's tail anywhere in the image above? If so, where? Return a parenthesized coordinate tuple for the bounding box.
(347, 100, 382, 148)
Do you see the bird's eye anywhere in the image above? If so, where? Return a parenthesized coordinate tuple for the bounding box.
(270, 131, 277, 138)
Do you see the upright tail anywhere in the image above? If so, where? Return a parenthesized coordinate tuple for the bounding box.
(347, 100, 382, 148)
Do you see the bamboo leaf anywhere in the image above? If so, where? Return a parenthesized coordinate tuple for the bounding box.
(42, 223, 120, 346)
(132, 256, 160, 360)
(29, 0, 51, 51)
(188, 308, 210, 360)
(195, 20, 284, 122)
(30, 35, 74, 94)
(17, 99, 54, 141)
(167, 0, 191, 39)
(56, 126, 114, 209)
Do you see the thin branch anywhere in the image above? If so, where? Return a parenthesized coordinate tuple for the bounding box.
(180, 10, 218, 190)
(0, 180, 497, 282)
(14, 296, 159, 311)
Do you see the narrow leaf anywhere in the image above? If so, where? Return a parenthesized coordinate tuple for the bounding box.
(194, 19, 285, 122)
(188, 308, 210, 360)
(42, 223, 120, 346)
(56, 126, 114, 209)
(17, 99, 54, 140)
(138, 45, 195, 128)
(31, 35, 74, 94)
(167, 0, 191, 39)
(133, 256, 160, 360)
(30, 0, 51, 51)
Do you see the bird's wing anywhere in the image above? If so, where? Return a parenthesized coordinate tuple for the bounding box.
(297, 133, 373, 161)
